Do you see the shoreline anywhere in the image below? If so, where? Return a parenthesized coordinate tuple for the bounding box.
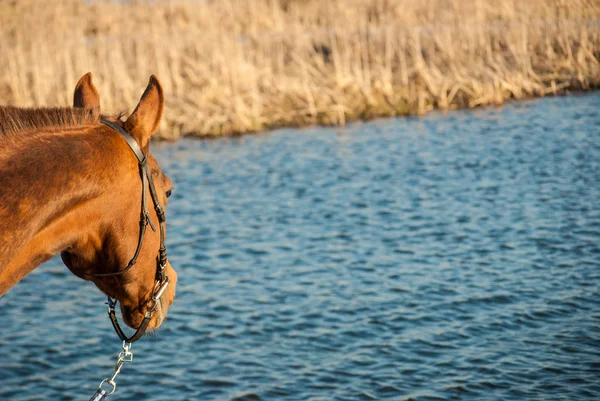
(174, 85, 600, 141)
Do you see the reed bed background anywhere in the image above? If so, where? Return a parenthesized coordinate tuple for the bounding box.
(1, 0, 599, 139)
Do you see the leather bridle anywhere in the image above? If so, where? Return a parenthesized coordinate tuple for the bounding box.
(82, 119, 170, 343)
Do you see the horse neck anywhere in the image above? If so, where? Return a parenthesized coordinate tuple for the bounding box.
(0, 128, 119, 295)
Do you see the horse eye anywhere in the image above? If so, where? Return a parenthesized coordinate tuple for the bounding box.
(166, 189, 172, 198)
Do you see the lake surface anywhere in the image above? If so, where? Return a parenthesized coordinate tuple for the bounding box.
(1, 94, 600, 401)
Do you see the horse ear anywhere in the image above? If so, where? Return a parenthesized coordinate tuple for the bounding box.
(73, 72, 100, 109)
(125, 75, 164, 150)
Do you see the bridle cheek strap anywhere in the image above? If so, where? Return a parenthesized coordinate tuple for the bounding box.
(100, 119, 169, 343)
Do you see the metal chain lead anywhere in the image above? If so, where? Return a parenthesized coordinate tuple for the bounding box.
(89, 342, 134, 400)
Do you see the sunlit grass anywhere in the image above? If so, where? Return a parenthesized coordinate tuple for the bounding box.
(1, 0, 599, 139)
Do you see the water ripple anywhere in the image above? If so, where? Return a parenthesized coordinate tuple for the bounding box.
(1, 94, 600, 400)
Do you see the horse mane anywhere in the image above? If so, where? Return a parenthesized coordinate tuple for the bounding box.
(0, 106, 101, 137)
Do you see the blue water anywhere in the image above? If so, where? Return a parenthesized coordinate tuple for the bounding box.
(1, 94, 600, 401)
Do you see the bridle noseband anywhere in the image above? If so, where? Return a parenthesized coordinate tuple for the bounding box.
(83, 119, 171, 343)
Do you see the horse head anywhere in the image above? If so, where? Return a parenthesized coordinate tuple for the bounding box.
(60, 73, 177, 332)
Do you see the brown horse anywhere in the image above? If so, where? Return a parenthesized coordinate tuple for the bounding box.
(0, 73, 177, 333)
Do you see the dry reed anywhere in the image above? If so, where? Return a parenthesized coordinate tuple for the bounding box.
(1, 0, 599, 139)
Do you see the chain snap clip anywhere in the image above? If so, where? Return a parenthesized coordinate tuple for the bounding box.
(89, 342, 134, 400)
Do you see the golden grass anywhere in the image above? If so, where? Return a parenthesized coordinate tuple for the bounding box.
(1, 0, 599, 139)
